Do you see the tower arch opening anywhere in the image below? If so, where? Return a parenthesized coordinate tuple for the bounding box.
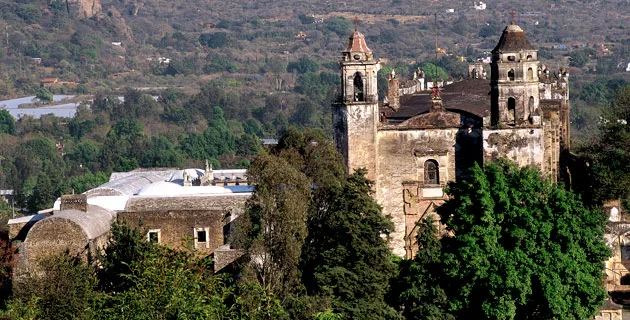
(353, 72, 364, 101)
(527, 67, 534, 81)
(508, 69, 515, 81)
(507, 97, 516, 125)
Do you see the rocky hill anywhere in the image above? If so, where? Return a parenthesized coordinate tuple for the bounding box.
(0, 0, 627, 101)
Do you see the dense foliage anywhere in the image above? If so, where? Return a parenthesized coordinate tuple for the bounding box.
(0, 129, 613, 320)
(392, 161, 610, 320)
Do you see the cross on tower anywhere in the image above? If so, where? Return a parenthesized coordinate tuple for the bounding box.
(509, 10, 516, 25)
(353, 17, 360, 31)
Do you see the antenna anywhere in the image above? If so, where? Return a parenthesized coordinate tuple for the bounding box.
(434, 13, 438, 61)
(434, 13, 438, 84)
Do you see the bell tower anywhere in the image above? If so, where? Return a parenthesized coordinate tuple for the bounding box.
(490, 15, 540, 127)
(333, 20, 380, 179)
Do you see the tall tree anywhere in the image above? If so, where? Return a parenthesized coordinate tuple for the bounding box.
(578, 84, 630, 207)
(389, 217, 454, 320)
(236, 152, 311, 299)
(435, 161, 610, 320)
(301, 169, 401, 320)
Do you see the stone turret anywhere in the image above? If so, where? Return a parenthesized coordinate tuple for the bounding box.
(489, 23, 540, 127)
(334, 21, 380, 179)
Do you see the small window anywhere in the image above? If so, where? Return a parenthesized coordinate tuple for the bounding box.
(197, 230, 207, 243)
(194, 227, 210, 249)
(147, 229, 161, 244)
(526, 54, 533, 61)
(527, 67, 533, 81)
(507, 69, 515, 81)
(424, 160, 439, 185)
(507, 55, 516, 61)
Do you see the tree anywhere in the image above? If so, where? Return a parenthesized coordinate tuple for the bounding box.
(578, 84, 630, 207)
(420, 63, 448, 81)
(568, 49, 595, 68)
(199, 32, 229, 48)
(0, 110, 15, 135)
(434, 161, 610, 319)
(287, 57, 320, 74)
(27, 173, 55, 213)
(301, 169, 401, 320)
(236, 152, 311, 300)
(35, 88, 53, 105)
(389, 218, 454, 320)
(10, 254, 98, 320)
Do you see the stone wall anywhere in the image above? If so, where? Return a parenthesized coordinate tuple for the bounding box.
(118, 209, 228, 255)
(342, 103, 378, 180)
(482, 128, 545, 171)
(17, 218, 91, 278)
(121, 195, 248, 255)
(376, 128, 459, 257)
(542, 103, 561, 182)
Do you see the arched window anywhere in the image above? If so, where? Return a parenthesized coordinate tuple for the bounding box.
(507, 55, 516, 61)
(508, 69, 515, 81)
(527, 67, 534, 81)
(529, 96, 535, 116)
(526, 54, 533, 61)
(424, 160, 439, 185)
(353, 72, 364, 102)
(471, 68, 478, 79)
(507, 97, 516, 125)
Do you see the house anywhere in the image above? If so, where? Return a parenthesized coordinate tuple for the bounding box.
(41, 78, 58, 87)
(8, 165, 252, 277)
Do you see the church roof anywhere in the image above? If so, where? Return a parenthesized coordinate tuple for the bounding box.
(492, 24, 535, 53)
(389, 79, 490, 121)
(344, 29, 372, 54)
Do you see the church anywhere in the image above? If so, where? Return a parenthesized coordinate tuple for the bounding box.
(333, 21, 571, 258)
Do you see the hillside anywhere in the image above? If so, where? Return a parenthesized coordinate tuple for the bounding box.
(0, 0, 627, 97)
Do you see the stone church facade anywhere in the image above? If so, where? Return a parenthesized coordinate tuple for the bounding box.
(334, 23, 571, 258)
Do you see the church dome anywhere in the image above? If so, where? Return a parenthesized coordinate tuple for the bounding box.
(492, 24, 535, 53)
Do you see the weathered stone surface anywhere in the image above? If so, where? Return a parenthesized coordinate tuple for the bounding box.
(15, 206, 114, 279)
(67, 0, 102, 19)
(120, 195, 247, 255)
(376, 129, 457, 257)
(103, 6, 133, 40)
(483, 128, 544, 170)
(335, 23, 570, 258)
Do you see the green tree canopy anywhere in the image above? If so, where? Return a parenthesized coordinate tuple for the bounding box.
(301, 169, 401, 320)
(433, 161, 610, 319)
(0, 110, 15, 135)
(35, 87, 53, 105)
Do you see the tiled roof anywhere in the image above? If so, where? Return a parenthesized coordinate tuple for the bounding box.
(344, 30, 372, 53)
(388, 79, 490, 121)
(493, 24, 535, 52)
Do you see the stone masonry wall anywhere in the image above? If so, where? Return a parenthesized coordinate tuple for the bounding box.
(17, 218, 89, 278)
(483, 128, 545, 171)
(118, 210, 227, 255)
(345, 103, 378, 180)
(376, 128, 458, 257)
